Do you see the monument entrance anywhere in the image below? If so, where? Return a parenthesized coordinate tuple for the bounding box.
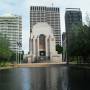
(39, 34, 46, 60)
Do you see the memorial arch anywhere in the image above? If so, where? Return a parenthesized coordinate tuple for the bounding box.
(28, 22, 61, 62)
(39, 34, 46, 57)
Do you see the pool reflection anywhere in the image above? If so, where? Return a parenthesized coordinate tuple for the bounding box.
(0, 65, 90, 90)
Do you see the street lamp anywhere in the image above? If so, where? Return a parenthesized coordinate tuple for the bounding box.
(17, 42, 22, 63)
(16, 42, 22, 64)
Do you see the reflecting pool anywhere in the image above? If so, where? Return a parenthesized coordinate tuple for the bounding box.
(0, 65, 90, 90)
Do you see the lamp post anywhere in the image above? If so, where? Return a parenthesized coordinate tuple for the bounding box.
(17, 42, 22, 64)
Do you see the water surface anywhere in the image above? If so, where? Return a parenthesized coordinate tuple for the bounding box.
(0, 65, 90, 90)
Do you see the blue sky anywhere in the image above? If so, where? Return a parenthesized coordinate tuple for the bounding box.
(0, 0, 90, 53)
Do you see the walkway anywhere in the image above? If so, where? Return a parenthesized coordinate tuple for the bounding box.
(39, 59, 66, 64)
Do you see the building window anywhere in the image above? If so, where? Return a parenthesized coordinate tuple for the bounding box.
(31, 7, 32, 10)
(33, 7, 34, 10)
(39, 7, 40, 10)
(35, 7, 36, 10)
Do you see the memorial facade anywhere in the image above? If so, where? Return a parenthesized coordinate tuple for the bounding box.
(28, 22, 60, 62)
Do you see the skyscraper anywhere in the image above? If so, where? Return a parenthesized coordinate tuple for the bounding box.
(0, 13, 22, 53)
(62, 32, 66, 61)
(65, 8, 82, 61)
(30, 6, 61, 48)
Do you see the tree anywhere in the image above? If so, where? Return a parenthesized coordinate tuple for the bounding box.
(0, 33, 12, 62)
(56, 44, 63, 54)
(68, 24, 90, 63)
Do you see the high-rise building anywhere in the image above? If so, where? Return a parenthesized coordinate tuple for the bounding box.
(65, 8, 82, 60)
(62, 32, 66, 61)
(30, 6, 61, 48)
(0, 13, 22, 53)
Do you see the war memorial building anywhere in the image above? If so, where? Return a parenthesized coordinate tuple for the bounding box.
(28, 22, 61, 62)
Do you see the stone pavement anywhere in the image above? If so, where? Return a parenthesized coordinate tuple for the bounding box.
(39, 59, 66, 64)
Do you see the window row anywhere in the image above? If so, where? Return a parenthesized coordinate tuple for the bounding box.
(30, 6, 59, 12)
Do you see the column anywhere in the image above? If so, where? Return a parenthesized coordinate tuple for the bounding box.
(31, 39, 33, 54)
(30, 39, 32, 54)
(33, 37, 36, 56)
(37, 36, 39, 57)
(45, 37, 48, 57)
(49, 36, 52, 60)
(47, 37, 50, 56)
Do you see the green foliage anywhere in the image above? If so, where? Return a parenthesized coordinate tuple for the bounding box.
(0, 61, 12, 67)
(56, 44, 63, 54)
(0, 33, 12, 62)
(0, 33, 23, 64)
(68, 24, 90, 63)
